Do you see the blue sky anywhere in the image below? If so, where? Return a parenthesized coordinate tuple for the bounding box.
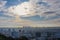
(5, 0, 29, 7)
(0, 0, 60, 27)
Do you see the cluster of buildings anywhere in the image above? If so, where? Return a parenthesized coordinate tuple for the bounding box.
(0, 27, 60, 40)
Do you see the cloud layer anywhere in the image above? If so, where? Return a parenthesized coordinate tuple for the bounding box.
(0, 0, 60, 27)
(6, 0, 60, 19)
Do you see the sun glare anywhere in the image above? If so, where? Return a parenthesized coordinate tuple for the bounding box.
(13, 2, 33, 16)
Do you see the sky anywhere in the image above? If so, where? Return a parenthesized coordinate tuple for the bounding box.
(0, 0, 60, 27)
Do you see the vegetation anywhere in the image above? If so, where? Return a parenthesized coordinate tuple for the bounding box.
(19, 36, 29, 40)
(0, 33, 29, 40)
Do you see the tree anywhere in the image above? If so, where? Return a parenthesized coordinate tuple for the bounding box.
(19, 36, 29, 40)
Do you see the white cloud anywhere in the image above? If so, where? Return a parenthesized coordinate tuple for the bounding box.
(0, 1, 7, 7)
(6, 0, 60, 19)
(2, 0, 60, 18)
(0, 0, 60, 27)
(0, 0, 7, 11)
(7, 2, 36, 17)
(29, 0, 60, 19)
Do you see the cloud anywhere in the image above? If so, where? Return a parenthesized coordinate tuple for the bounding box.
(1, 0, 60, 20)
(0, 0, 60, 27)
(5, 0, 40, 17)
(30, 0, 60, 20)
(0, 19, 60, 27)
(0, 0, 7, 11)
(0, 0, 7, 7)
